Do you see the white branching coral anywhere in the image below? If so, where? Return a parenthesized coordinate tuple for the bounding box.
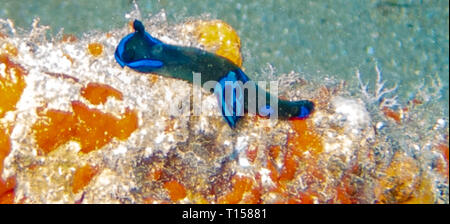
(0, 18, 17, 35)
(1, 18, 50, 42)
(415, 73, 444, 103)
(356, 64, 398, 109)
(28, 18, 50, 42)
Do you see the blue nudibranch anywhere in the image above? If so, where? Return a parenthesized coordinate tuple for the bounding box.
(115, 20, 314, 128)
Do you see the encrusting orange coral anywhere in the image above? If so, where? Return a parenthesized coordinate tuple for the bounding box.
(81, 83, 124, 105)
(72, 164, 98, 194)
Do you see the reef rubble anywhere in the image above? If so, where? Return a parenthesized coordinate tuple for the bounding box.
(0, 10, 448, 204)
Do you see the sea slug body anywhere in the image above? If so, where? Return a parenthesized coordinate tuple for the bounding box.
(115, 20, 314, 128)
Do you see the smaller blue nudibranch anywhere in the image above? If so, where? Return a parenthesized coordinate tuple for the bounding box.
(115, 20, 314, 128)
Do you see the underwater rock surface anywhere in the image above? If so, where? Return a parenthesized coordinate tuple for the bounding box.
(0, 10, 448, 204)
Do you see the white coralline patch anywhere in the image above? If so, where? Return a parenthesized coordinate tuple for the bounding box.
(235, 136, 249, 153)
(113, 145, 127, 155)
(155, 133, 166, 144)
(376, 121, 385, 130)
(83, 169, 135, 203)
(310, 96, 374, 166)
(259, 168, 275, 187)
(433, 118, 447, 130)
(235, 136, 253, 168)
(238, 157, 250, 168)
(322, 135, 354, 162)
(332, 96, 371, 135)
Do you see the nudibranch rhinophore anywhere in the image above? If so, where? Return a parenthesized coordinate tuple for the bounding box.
(115, 20, 314, 128)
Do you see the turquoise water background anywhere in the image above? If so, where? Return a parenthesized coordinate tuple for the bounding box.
(1, 0, 448, 116)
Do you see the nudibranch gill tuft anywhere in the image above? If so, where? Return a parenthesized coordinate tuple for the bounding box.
(115, 20, 314, 128)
